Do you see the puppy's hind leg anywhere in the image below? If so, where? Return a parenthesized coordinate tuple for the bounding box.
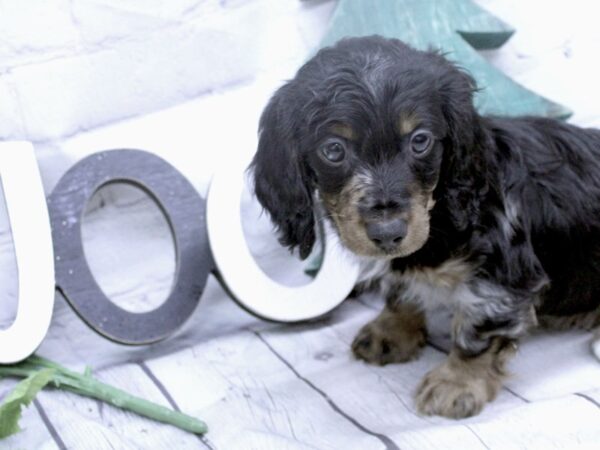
(352, 303, 427, 365)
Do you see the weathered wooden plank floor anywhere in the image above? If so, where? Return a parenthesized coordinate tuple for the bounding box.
(3, 289, 600, 449)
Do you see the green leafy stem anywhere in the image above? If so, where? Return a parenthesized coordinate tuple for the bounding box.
(0, 355, 207, 440)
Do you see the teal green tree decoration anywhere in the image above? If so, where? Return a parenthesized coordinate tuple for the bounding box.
(319, 0, 570, 118)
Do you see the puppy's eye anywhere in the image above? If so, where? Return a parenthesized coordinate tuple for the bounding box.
(410, 130, 434, 155)
(320, 139, 346, 164)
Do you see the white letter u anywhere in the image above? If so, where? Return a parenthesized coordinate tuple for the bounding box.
(0, 142, 55, 363)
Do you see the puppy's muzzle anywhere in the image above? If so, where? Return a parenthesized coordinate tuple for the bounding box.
(366, 217, 408, 252)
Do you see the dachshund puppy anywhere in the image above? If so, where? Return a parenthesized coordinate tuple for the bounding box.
(251, 35, 600, 419)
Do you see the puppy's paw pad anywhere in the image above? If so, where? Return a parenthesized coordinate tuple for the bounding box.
(351, 321, 423, 365)
(415, 369, 489, 419)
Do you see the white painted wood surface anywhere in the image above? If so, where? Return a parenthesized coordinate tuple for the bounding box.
(2, 1, 600, 449)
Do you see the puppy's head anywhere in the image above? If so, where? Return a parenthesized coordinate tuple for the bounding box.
(251, 36, 478, 260)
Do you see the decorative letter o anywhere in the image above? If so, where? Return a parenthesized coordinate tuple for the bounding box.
(48, 149, 211, 345)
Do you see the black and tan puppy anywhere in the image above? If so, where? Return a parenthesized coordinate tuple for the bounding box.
(251, 36, 600, 419)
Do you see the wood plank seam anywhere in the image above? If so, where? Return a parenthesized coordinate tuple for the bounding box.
(137, 361, 182, 412)
(574, 392, 600, 409)
(464, 424, 491, 450)
(501, 386, 530, 404)
(136, 361, 215, 450)
(33, 398, 68, 450)
(253, 330, 401, 450)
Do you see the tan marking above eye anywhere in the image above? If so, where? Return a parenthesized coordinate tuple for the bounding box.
(330, 123, 357, 141)
(398, 113, 420, 136)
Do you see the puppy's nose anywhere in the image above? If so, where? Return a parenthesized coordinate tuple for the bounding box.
(366, 218, 407, 252)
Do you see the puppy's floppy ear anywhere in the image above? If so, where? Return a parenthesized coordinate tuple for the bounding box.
(250, 85, 316, 259)
(435, 59, 478, 143)
(435, 57, 487, 231)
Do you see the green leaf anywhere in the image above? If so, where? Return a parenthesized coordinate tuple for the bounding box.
(0, 355, 207, 436)
(0, 368, 55, 439)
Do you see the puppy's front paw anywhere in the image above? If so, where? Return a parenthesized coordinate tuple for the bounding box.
(352, 306, 426, 365)
(415, 361, 499, 419)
